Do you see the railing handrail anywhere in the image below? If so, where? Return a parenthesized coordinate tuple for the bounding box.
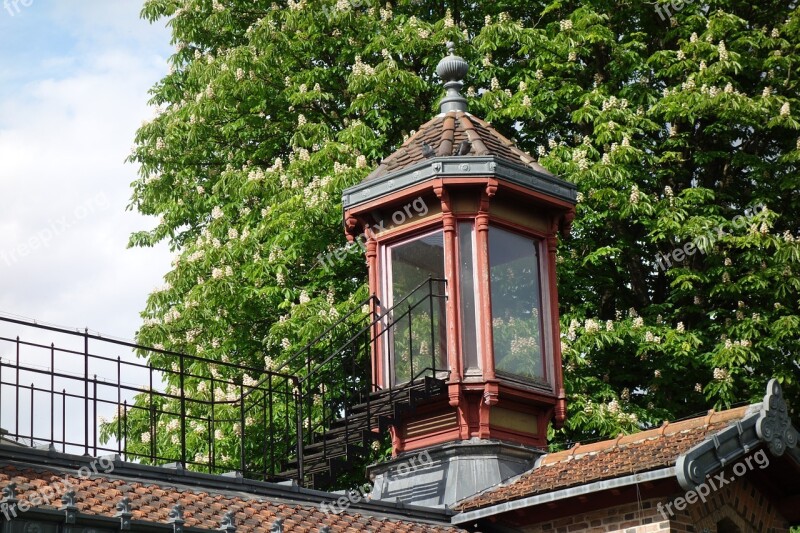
(251, 293, 377, 382)
(0, 318, 302, 483)
(0, 277, 450, 489)
(297, 278, 447, 386)
(0, 314, 268, 374)
(374, 277, 446, 323)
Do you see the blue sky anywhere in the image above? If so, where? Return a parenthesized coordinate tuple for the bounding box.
(0, 1, 174, 341)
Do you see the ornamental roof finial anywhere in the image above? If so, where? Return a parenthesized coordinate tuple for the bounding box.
(436, 41, 468, 113)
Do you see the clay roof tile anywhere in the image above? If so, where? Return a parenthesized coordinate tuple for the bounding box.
(361, 110, 553, 182)
(456, 404, 754, 512)
(0, 467, 467, 533)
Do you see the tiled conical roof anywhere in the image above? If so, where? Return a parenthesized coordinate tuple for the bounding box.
(363, 110, 553, 182)
(343, 44, 576, 209)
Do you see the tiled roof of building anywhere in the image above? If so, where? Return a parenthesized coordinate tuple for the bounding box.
(0, 456, 466, 532)
(456, 405, 753, 512)
(363, 110, 552, 182)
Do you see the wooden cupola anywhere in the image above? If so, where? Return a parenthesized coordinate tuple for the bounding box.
(342, 43, 577, 506)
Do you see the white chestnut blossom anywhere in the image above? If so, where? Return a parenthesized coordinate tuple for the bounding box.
(629, 185, 640, 204)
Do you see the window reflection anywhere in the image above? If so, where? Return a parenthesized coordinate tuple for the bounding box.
(458, 222, 480, 371)
(489, 227, 544, 381)
(387, 231, 447, 385)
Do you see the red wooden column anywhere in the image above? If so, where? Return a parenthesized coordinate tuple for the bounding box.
(549, 217, 571, 427)
(435, 184, 470, 440)
(475, 180, 498, 438)
(365, 235, 382, 389)
(435, 184, 462, 390)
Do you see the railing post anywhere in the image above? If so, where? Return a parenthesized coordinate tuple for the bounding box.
(84, 328, 89, 455)
(93, 374, 98, 455)
(429, 277, 435, 377)
(149, 364, 155, 463)
(210, 375, 216, 471)
(61, 388, 66, 453)
(51, 344, 55, 443)
(239, 384, 246, 475)
(117, 356, 121, 455)
(29, 382, 34, 446)
(408, 303, 414, 384)
(267, 374, 274, 477)
(123, 399, 128, 461)
(179, 353, 186, 468)
(16, 337, 20, 442)
(262, 392, 268, 480)
(294, 378, 304, 485)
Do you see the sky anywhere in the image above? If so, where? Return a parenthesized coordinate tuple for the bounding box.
(0, 0, 175, 445)
(0, 0, 173, 339)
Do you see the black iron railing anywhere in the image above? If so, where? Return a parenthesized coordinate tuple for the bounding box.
(286, 278, 448, 484)
(0, 278, 449, 488)
(0, 315, 299, 481)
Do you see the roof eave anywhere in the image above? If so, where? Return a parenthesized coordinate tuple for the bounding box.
(676, 380, 800, 490)
(451, 379, 800, 525)
(342, 155, 577, 210)
(451, 467, 676, 525)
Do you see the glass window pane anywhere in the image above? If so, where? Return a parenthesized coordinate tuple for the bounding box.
(458, 222, 480, 370)
(388, 231, 447, 385)
(489, 227, 544, 381)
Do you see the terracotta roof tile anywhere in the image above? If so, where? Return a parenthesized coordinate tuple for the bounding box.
(0, 465, 465, 532)
(456, 405, 752, 512)
(362, 110, 552, 181)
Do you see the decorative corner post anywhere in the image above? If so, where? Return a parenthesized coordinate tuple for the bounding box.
(756, 378, 799, 456)
(114, 496, 133, 530)
(168, 503, 185, 533)
(59, 489, 79, 524)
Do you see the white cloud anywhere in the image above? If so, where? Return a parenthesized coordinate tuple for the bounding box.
(0, 2, 173, 341)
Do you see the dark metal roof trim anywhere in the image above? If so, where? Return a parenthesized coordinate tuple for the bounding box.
(676, 379, 800, 490)
(342, 156, 578, 209)
(3, 506, 211, 533)
(451, 468, 675, 525)
(0, 444, 457, 524)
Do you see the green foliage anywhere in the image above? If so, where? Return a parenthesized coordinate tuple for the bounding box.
(128, 0, 800, 478)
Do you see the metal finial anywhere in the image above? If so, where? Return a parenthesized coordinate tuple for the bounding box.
(115, 497, 133, 530)
(436, 43, 469, 113)
(2, 483, 19, 504)
(219, 511, 237, 533)
(168, 503, 186, 533)
(59, 490, 79, 524)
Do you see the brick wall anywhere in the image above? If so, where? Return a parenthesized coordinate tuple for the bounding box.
(520, 498, 670, 533)
(518, 476, 791, 533)
(671, 475, 790, 533)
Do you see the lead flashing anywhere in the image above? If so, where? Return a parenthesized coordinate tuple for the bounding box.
(342, 156, 577, 209)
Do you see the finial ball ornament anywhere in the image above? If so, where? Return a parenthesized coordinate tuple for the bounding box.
(436, 42, 468, 83)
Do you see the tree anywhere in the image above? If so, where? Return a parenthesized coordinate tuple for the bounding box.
(121, 0, 800, 477)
